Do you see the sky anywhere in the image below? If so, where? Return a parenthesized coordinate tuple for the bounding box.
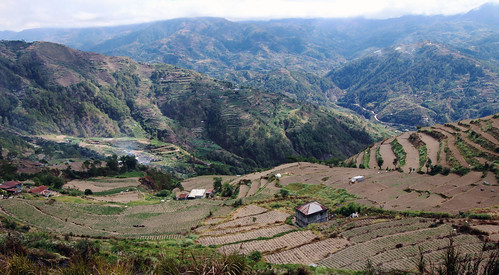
(0, 0, 498, 31)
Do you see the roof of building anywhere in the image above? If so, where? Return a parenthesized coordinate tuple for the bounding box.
(0, 181, 22, 190)
(295, 201, 328, 215)
(176, 193, 189, 199)
(188, 189, 206, 198)
(30, 185, 49, 194)
(206, 188, 214, 193)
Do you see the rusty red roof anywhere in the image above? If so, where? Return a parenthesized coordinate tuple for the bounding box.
(176, 193, 189, 199)
(0, 181, 22, 189)
(30, 185, 49, 194)
(295, 201, 328, 215)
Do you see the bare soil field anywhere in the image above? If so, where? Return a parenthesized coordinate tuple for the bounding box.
(89, 190, 143, 203)
(181, 175, 236, 191)
(258, 162, 498, 213)
(64, 177, 141, 192)
(418, 132, 442, 165)
(214, 210, 290, 229)
(230, 205, 268, 220)
(396, 134, 419, 172)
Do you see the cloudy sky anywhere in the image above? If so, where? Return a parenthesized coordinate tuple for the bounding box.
(0, 0, 498, 31)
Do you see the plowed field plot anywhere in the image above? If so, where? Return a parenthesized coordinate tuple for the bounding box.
(214, 210, 290, 229)
(318, 224, 457, 270)
(181, 175, 236, 191)
(64, 177, 141, 192)
(265, 237, 350, 265)
(218, 230, 318, 255)
(0, 197, 220, 237)
(246, 180, 260, 197)
(201, 224, 264, 236)
(204, 217, 226, 225)
(382, 242, 487, 271)
(341, 217, 432, 243)
(230, 205, 268, 220)
(237, 185, 250, 199)
(197, 224, 295, 246)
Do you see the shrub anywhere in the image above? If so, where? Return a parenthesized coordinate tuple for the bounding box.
(248, 250, 262, 262)
(84, 189, 93, 195)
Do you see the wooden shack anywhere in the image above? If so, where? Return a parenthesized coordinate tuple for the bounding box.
(295, 201, 329, 227)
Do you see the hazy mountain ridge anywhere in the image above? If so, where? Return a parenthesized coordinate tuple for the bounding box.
(2, 4, 497, 114)
(0, 41, 379, 173)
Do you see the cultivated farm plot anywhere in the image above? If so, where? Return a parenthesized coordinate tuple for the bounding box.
(214, 210, 290, 229)
(341, 217, 433, 243)
(237, 185, 250, 199)
(265, 237, 350, 265)
(318, 224, 457, 270)
(201, 224, 264, 236)
(197, 224, 295, 246)
(89, 191, 143, 203)
(64, 177, 141, 192)
(0, 197, 221, 237)
(230, 205, 268, 220)
(218, 230, 318, 255)
(181, 175, 236, 191)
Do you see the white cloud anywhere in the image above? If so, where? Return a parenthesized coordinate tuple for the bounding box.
(0, 0, 498, 31)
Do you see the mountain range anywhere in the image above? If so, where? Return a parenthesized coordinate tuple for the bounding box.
(0, 40, 380, 174)
(1, 4, 497, 128)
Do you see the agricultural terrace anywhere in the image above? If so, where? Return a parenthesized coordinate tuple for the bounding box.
(349, 115, 499, 173)
(195, 202, 497, 270)
(0, 195, 226, 238)
(257, 162, 499, 214)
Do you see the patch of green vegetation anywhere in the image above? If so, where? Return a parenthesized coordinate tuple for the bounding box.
(391, 138, 406, 167)
(468, 130, 497, 152)
(92, 187, 138, 196)
(116, 170, 144, 178)
(54, 196, 104, 204)
(361, 147, 370, 169)
(418, 145, 427, 171)
(79, 204, 126, 215)
(376, 146, 383, 169)
(283, 183, 357, 208)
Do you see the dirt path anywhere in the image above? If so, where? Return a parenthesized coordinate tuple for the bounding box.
(431, 126, 469, 167)
(418, 132, 443, 166)
(397, 132, 420, 173)
(378, 137, 397, 170)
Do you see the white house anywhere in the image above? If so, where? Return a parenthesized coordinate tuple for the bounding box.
(188, 189, 206, 199)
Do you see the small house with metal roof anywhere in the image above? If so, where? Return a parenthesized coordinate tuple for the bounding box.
(294, 201, 329, 227)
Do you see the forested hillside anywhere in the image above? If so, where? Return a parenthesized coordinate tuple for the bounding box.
(0, 41, 378, 174)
